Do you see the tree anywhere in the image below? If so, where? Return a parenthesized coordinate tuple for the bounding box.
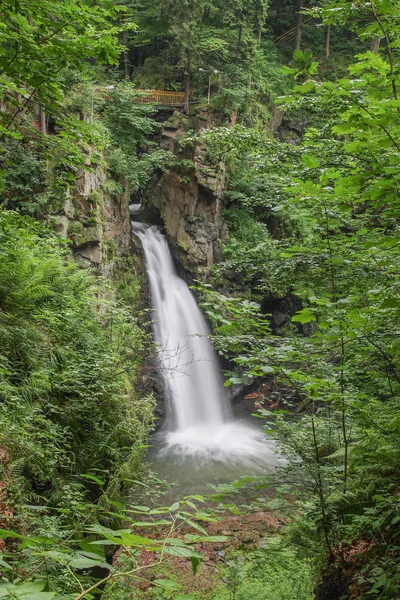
(127, 0, 209, 113)
(0, 0, 125, 134)
(126, 0, 270, 114)
(186, 1, 400, 594)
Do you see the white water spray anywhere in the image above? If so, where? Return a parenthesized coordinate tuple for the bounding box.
(133, 222, 280, 467)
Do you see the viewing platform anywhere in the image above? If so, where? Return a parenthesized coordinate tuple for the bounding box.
(135, 90, 185, 106)
(96, 86, 185, 108)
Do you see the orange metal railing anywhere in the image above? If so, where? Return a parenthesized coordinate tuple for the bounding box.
(94, 87, 185, 106)
(135, 90, 185, 105)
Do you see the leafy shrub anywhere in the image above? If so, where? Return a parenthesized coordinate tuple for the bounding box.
(0, 209, 153, 523)
(99, 82, 172, 189)
(1, 139, 47, 214)
(214, 538, 314, 600)
(213, 207, 289, 297)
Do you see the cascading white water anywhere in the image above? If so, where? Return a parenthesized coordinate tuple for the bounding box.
(134, 222, 229, 430)
(133, 222, 281, 467)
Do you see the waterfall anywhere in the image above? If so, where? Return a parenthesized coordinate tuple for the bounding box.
(133, 222, 281, 466)
(133, 222, 229, 430)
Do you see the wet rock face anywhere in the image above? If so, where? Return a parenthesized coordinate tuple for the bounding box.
(56, 161, 131, 273)
(261, 294, 303, 335)
(277, 115, 308, 146)
(143, 169, 228, 272)
(139, 110, 229, 277)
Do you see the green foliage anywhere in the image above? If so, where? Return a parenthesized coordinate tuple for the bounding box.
(0, 0, 125, 125)
(282, 48, 319, 78)
(125, 0, 284, 125)
(0, 496, 224, 600)
(99, 82, 172, 189)
(208, 44, 289, 125)
(193, 1, 400, 597)
(1, 105, 106, 215)
(213, 207, 283, 297)
(220, 538, 314, 600)
(0, 1, 160, 216)
(186, 126, 315, 297)
(1, 138, 47, 214)
(193, 281, 270, 362)
(0, 0, 127, 203)
(0, 209, 153, 525)
(2, 1, 400, 599)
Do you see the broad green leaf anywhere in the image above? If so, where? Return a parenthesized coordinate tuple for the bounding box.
(183, 520, 207, 535)
(164, 546, 203, 559)
(0, 559, 11, 570)
(153, 579, 180, 590)
(293, 50, 304, 62)
(18, 595, 56, 600)
(190, 555, 201, 574)
(292, 308, 316, 324)
(80, 473, 105, 485)
(69, 557, 104, 570)
(119, 531, 156, 546)
(0, 529, 24, 540)
(79, 540, 106, 559)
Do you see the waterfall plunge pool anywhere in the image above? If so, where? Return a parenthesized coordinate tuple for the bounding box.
(146, 407, 284, 499)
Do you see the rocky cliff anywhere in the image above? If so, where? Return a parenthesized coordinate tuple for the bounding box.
(138, 110, 229, 277)
(54, 158, 131, 275)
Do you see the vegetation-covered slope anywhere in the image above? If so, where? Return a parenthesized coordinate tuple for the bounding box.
(190, 2, 400, 598)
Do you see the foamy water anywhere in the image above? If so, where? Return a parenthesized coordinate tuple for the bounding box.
(162, 422, 280, 465)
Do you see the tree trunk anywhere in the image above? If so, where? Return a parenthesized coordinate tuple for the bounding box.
(15, 93, 22, 121)
(371, 37, 381, 53)
(294, 0, 305, 51)
(325, 24, 331, 58)
(123, 31, 130, 78)
(238, 23, 243, 48)
(183, 51, 191, 115)
(39, 104, 46, 134)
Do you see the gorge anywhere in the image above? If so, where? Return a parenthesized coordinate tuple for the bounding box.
(1, 1, 399, 599)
